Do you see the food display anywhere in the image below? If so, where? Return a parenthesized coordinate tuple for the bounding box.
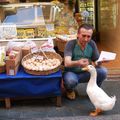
(0, 46, 6, 73)
(54, 26, 69, 35)
(0, 39, 63, 75)
(23, 57, 60, 71)
(0, 46, 6, 67)
(36, 26, 56, 38)
(17, 28, 25, 39)
(1, 2, 78, 39)
(0, 2, 77, 75)
(56, 34, 77, 41)
(22, 51, 62, 75)
(17, 28, 35, 39)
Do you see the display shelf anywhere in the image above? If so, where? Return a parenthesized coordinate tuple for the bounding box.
(0, 37, 56, 42)
(0, 2, 78, 48)
(0, 2, 54, 8)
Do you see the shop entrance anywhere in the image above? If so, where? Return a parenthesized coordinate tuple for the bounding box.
(75, 0, 120, 77)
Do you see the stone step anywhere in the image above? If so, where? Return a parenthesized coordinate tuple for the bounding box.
(107, 69, 120, 80)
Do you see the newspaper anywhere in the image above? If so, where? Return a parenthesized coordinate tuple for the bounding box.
(97, 51, 116, 62)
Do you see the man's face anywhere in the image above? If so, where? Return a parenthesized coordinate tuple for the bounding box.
(77, 28, 93, 47)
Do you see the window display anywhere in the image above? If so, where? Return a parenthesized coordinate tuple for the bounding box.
(79, 0, 95, 28)
(0, 2, 78, 41)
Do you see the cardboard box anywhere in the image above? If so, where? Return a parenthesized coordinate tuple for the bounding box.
(0, 65, 5, 73)
(6, 50, 21, 75)
(6, 63, 20, 75)
(22, 47, 31, 58)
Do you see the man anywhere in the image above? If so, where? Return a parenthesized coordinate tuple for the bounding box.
(63, 24, 107, 100)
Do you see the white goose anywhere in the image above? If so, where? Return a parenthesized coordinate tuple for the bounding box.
(82, 65, 116, 116)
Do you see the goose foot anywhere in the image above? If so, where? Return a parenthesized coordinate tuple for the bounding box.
(90, 108, 102, 117)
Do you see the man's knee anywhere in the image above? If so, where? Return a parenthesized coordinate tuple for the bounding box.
(63, 72, 78, 90)
(97, 67, 107, 79)
(96, 67, 107, 86)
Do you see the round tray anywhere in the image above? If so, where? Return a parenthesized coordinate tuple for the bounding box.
(22, 51, 63, 75)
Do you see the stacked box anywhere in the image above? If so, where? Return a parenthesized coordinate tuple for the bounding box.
(22, 47, 31, 58)
(6, 50, 21, 75)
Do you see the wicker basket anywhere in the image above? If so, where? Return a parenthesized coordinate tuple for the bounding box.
(55, 38, 67, 52)
(22, 51, 63, 75)
(55, 34, 77, 52)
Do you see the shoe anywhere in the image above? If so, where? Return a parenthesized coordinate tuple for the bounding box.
(66, 91, 76, 100)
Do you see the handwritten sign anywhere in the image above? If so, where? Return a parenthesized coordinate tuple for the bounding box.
(0, 23, 17, 39)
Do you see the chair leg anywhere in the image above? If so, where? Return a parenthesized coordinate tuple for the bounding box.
(56, 96, 62, 107)
(5, 98, 11, 109)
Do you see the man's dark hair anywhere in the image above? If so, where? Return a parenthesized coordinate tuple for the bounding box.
(78, 24, 94, 33)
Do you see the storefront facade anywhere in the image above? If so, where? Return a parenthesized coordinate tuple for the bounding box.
(98, 0, 120, 73)
(76, 0, 120, 74)
(0, 0, 120, 75)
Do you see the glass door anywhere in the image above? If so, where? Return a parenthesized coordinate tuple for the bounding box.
(78, 0, 96, 28)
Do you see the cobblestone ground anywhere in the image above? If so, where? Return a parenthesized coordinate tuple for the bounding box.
(0, 80, 119, 120)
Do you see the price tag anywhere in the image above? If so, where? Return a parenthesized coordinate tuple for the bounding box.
(9, 69, 15, 75)
(46, 24, 54, 31)
(0, 24, 3, 39)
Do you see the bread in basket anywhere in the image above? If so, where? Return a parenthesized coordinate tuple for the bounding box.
(22, 51, 62, 75)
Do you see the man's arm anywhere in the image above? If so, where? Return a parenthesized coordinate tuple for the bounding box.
(64, 40, 89, 68)
(64, 56, 89, 68)
(89, 40, 109, 66)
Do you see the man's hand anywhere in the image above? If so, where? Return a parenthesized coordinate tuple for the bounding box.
(101, 58, 110, 63)
(94, 58, 110, 67)
(78, 58, 89, 67)
(64, 56, 89, 67)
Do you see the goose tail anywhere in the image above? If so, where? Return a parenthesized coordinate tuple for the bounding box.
(100, 96, 116, 111)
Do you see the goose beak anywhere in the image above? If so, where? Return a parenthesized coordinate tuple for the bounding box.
(81, 66, 89, 71)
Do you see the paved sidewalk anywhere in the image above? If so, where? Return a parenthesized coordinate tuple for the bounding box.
(29, 115, 120, 120)
(0, 80, 119, 120)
